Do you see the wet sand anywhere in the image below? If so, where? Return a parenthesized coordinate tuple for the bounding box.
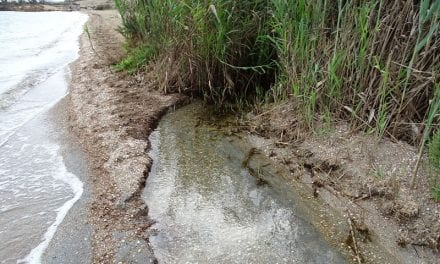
(42, 97, 92, 264)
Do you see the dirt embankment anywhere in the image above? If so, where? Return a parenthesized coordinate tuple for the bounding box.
(68, 10, 184, 262)
(241, 102, 440, 263)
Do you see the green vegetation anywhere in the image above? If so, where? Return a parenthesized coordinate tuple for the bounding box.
(432, 186, 440, 202)
(83, 24, 90, 39)
(115, 0, 440, 186)
(429, 129, 440, 200)
(412, 86, 440, 189)
(115, 0, 275, 104)
(115, 44, 157, 73)
(429, 130, 440, 173)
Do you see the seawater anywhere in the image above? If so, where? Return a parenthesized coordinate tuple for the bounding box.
(0, 12, 87, 263)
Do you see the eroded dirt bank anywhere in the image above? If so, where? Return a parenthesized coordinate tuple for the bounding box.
(68, 10, 184, 262)
(239, 103, 440, 263)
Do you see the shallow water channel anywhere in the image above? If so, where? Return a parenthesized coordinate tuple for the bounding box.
(142, 104, 347, 263)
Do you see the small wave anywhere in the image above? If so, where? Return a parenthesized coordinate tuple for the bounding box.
(0, 11, 88, 263)
(0, 69, 51, 110)
(0, 12, 88, 109)
(18, 147, 84, 264)
(0, 86, 67, 148)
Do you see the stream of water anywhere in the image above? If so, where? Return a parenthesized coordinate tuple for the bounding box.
(0, 11, 87, 263)
(143, 104, 347, 263)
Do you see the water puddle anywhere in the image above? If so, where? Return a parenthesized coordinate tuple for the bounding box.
(143, 104, 347, 263)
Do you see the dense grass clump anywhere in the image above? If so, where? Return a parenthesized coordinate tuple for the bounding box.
(115, 0, 439, 145)
(115, 44, 157, 73)
(115, 0, 276, 104)
(270, 0, 440, 144)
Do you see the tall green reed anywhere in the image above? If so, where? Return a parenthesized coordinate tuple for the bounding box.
(115, 0, 439, 149)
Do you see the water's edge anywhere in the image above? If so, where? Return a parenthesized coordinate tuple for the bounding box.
(0, 11, 89, 263)
(41, 97, 92, 264)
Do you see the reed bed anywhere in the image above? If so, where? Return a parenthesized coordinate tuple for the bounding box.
(115, 0, 440, 183)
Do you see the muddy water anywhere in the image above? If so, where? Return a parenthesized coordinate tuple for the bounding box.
(142, 104, 346, 263)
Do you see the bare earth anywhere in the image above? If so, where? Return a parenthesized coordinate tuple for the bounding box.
(243, 102, 440, 263)
(68, 9, 184, 263)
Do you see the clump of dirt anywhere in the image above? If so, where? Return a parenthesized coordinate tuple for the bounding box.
(242, 101, 440, 263)
(68, 10, 185, 263)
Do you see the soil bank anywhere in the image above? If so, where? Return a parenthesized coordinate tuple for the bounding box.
(240, 102, 440, 263)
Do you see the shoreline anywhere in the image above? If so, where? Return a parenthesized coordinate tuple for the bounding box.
(42, 96, 92, 264)
(0, 11, 91, 263)
(0, 0, 114, 12)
